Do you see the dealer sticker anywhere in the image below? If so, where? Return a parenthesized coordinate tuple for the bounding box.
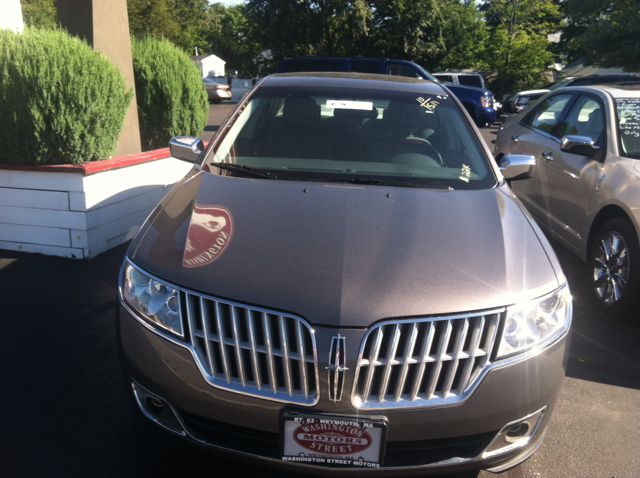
(281, 414, 387, 468)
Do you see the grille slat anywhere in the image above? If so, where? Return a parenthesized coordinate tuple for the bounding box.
(354, 310, 502, 409)
(394, 323, 419, 401)
(214, 301, 231, 382)
(230, 306, 246, 387)
(185, 292, 318, 405)
(362, 327, 383, 399)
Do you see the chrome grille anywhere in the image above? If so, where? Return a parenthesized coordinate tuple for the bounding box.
(353, 310, 501, 409)
(184, 291, 319, 405)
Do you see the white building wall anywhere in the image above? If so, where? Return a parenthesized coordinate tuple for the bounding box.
(0, 0, 24, 33)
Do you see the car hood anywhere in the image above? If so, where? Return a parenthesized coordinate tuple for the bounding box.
(130, 172, 560, 327)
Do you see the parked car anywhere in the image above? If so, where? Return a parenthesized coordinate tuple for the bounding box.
(432, 71, 486, 90)
(513, 92, 547, 113)
(495, 85, 640, 314)
(507, 89, 551, 114)
(118, 72, 572, 475)
(276, 57, 496, 127)
(203, 77, 232, 103)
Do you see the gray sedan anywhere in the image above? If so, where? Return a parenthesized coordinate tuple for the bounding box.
(117, 73, 571, 475)
(495, 85, 640, 315)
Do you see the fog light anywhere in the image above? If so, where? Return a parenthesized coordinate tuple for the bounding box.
(131, 380, 186, 436)
(482, 406, 546, 458)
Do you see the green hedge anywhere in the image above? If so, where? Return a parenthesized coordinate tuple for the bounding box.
(132, 37, 208, 151)
(0, 28, 132, 165)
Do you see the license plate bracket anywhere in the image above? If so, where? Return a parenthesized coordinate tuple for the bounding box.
(280, 413, 387, 468)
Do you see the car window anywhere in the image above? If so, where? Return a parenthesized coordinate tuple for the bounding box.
(615, 97, 640, 158)
(350, 61, 381, 74)
(458, 76, 482, 89)
(434, 75, 453, 83)
(387, 64, 421, 78)
(205, 85, 496, 190)
(522, 94, 573, 136)
(558, 95, 605, 143)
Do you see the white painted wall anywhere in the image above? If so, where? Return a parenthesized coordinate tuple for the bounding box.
(0, 157, 193, 258)
(202, 55, 226, 78)
(0, 0, 24, 33)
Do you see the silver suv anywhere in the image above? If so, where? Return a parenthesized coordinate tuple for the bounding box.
(433, 71, 486, 90)
(495, 85, 640, 314)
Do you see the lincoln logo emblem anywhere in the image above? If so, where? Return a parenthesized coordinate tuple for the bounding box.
(326, 335, 348, 402)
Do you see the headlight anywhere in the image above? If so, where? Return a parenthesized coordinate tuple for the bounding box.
(481, 95, 493, 108)
(122, 262, 183, 337)
(497, 285, 571, 359)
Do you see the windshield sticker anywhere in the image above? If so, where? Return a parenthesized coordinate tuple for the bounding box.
(326, 100, 374, 111)
(459, 164, 471, 182)
(183, 205, 233, 267)
(617, 98, 640, 138)
(416, 97, 439, 110)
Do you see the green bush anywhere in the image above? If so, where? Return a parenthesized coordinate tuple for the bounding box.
(0, 28, 132, 165)
(132, 37, 208, 151)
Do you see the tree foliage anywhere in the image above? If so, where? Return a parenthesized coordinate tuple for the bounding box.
(127, 0, 209, 52)
(480, 0, 561, 97)
(560, 0, 640, 72)
(20, 0, 57, 29)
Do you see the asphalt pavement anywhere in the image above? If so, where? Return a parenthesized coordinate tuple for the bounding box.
(1, 107, 639, 478)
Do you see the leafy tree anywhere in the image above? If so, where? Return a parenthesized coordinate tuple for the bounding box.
(207, 3, 263, 77)
(21, 0, 57, 29)
(560, 0, 640, 72)
(127, 0, 209, 52)
(480, 0, 562, 98)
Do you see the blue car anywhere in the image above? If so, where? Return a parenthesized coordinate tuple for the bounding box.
(276, 57, 496, 128)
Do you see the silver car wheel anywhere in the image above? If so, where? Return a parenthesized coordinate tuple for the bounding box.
(593, 231, 629, 304)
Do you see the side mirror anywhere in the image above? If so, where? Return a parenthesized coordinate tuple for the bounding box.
(169, 136, 204, 163)
(560, 135, 601, 156)
(499, 154, 537, 181)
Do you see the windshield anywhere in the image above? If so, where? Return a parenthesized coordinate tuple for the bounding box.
(204, 85, 496, 189)
(615, 97, 640, 157)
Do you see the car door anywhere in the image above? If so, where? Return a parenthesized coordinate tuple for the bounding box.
(507, 93, 575, 227)
(537, 93, 606, 251)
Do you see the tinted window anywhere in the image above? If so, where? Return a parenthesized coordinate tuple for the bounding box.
(205, 85, 495, 190)
(350, 61, 381, 74)
(558, 95, 604, 143)
(458, 76, 483, 89)
(523, 94, 573, 136)
(282, 60, 343, 73)
(434, 75, 454, 83)
(387, 64, 421, 78)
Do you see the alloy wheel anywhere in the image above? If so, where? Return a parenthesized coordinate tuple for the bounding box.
(593, 231, 630, 304)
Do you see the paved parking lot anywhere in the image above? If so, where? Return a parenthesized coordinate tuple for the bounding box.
(1, 106, 639, 477)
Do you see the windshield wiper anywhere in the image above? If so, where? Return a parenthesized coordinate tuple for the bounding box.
(318, 178, 418, 187)
(624, 152, 640, 159)
(210, 162, 293, 180)
(318, 178, 454, 190)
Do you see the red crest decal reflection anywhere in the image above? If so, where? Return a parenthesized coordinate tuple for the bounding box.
(183, 205, 233, 267)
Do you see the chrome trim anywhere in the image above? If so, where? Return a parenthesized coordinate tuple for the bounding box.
(120, 259, 319, 406)
(326, 335, 348, 402)
(352, 309, 502, 410)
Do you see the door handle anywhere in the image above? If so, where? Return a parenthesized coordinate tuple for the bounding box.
(511, 135, 519, 142)
(542, 152, 554, 161)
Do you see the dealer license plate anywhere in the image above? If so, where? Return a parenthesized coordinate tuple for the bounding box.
(281, 413, 387, 468)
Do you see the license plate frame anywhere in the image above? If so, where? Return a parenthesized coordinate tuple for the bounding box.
(280, 413, 387, 468)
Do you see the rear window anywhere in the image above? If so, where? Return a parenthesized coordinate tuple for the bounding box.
(205, 85, 496, 190)
(281, 60, 344, 73)
(616, 97, 640, 158)
(458, 76, 483, 89)
(350, 61, 381, 74)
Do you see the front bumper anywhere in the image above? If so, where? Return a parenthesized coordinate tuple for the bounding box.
(117, 302, 569, 475)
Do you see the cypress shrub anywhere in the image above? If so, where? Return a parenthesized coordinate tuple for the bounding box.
(131, 37, 208, 151)
(0, 28, 132, 165)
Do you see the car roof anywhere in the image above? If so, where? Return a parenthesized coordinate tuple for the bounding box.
(564, 84, 640, 98)
(263, 72, 446, 94)
(515, 89, 550, 96)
